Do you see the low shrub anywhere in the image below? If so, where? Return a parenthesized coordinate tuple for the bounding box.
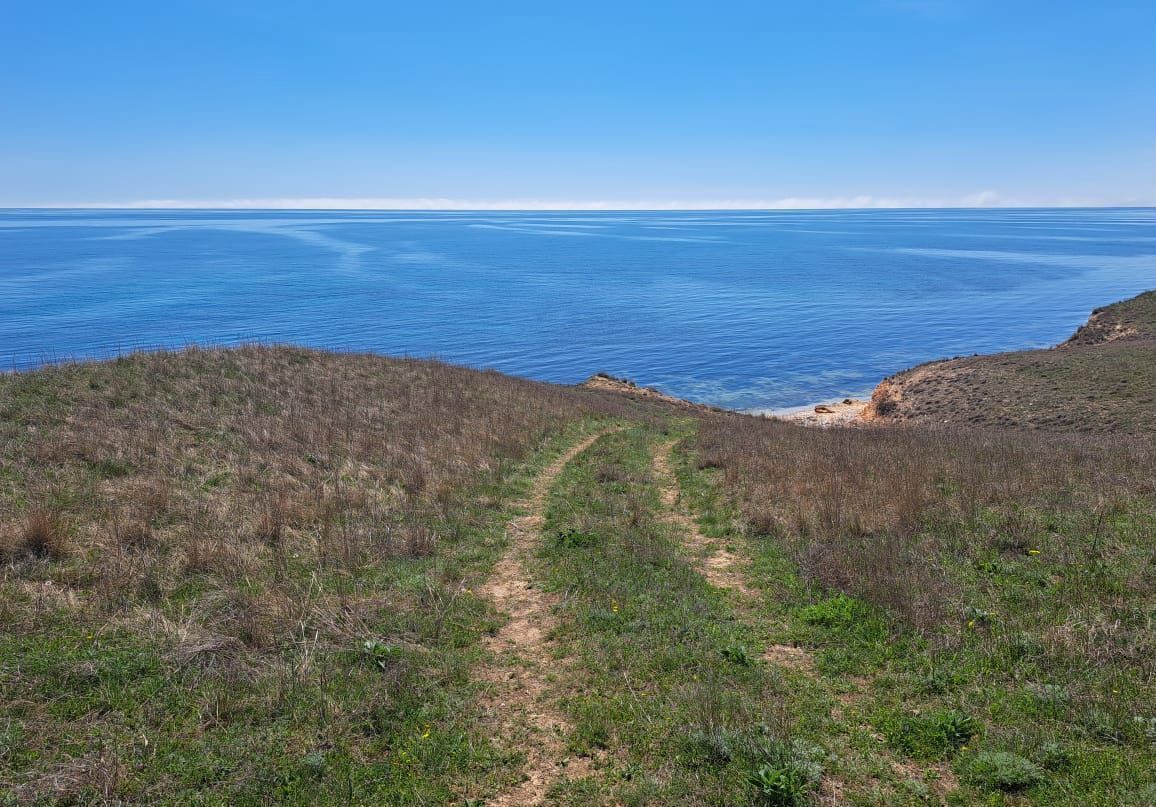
(881, 709, 977, 760)
(747, 739, 824, 806)
(19, 510, 69, 560)
(1035, 741, 1071, 771)
(957, 750, 1043, 792)
(749, 762, 810, 806)
(799, 593, 859, 628)
(721, 644, 755, 666)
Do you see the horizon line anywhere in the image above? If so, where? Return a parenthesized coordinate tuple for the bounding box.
(5, 207, 1156, 213)
(6, 203, 1156, 213)
(5, 191, 1156, 212)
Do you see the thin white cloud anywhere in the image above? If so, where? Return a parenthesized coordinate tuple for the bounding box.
(33, 191, 1148, 210)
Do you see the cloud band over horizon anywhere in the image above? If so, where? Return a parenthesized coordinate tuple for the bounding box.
(28, 191, 1154, 211)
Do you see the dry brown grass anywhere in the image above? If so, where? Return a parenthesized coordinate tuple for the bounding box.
(688, 398, 1156, 803)
(1, 346, 652, 638)
(696, 413, 1156, 631)
(2, 510, 71, 562)
(0, 345, 669, 801)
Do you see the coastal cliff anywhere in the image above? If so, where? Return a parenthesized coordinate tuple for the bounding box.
(864, 290, 1156, 433)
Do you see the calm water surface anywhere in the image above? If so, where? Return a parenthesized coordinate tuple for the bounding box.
(2, 208, 1153, 410)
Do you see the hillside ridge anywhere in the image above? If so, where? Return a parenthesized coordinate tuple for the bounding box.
(864, 290, 1156, 433)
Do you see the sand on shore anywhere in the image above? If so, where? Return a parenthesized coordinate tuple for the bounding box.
(755, 397, 872, 426)
(583, 373, 873, 426)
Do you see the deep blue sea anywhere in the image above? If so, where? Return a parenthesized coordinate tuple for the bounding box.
(2, 208, 1154, 411)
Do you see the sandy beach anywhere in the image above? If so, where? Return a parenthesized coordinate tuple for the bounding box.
(755, 397, 872, 426)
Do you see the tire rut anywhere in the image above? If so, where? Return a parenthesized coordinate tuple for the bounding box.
(652, 437, 958, 805)
(651, 438, 820, 672)
(477, 430, 611, 806)
(651, 436, 757, 598)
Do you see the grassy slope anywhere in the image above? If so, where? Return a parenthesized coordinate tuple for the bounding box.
(2, 327, 1154, 805)
(869, 291, 1156, 433)
(0, 346, 650, 804)
(689, 416, 1155, 805)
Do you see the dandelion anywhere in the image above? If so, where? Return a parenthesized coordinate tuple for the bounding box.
(1028, 549, 1041, 556)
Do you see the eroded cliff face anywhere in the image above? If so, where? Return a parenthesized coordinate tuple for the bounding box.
(1063, 290, 1156, 348)
(863, 377, 901, 421)
(862, 363, 953, 423)
(1063, 309, 1140, 348)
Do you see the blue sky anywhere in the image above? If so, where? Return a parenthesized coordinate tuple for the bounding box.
(2, 1, 1154, 208)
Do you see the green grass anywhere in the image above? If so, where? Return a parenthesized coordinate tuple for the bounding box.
(0, 346, 652, 805)
(534, 425, 829, 806)
(675, 425, 1156, 806)
(0, 422, 616, 805)
(3, 334, 1154, 805)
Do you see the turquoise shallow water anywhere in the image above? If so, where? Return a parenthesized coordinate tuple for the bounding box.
(1, 208, 1153, 410)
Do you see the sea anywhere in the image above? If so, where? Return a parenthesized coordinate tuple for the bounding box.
(2, 207, 1153, 411)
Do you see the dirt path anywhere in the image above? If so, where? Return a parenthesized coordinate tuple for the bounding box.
(651, 438, 818, 675)
(650, 437, 959, 805)
(651, 437, 757, 598)
(477, 430, 609, 806)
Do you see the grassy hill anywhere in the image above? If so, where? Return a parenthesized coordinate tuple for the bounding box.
(0, 347, 654, 804)
(866, 291, 1156, 433)
(2, 318, 1154, 805)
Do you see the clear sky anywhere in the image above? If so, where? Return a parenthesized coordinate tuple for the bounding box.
(2, 1, 1154, 209)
